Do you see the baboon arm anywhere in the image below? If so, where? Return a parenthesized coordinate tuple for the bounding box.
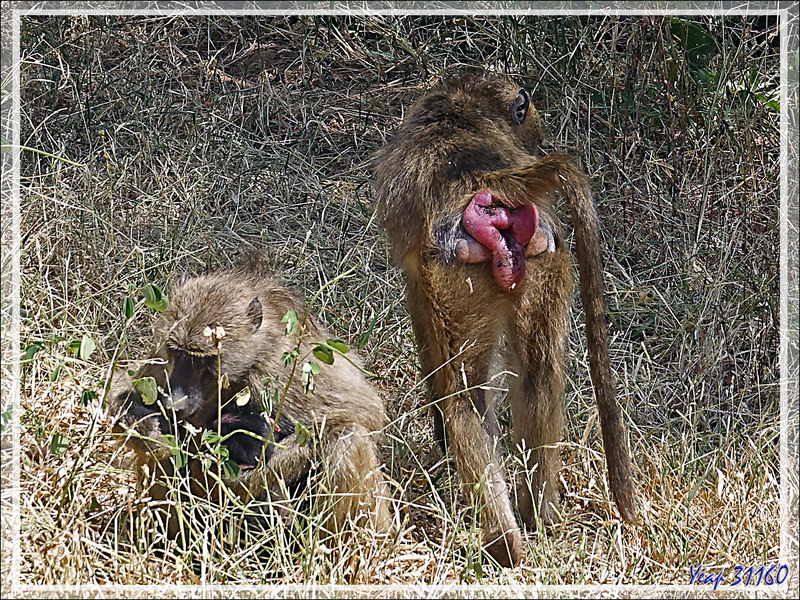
(475, 152, 581, 208)
(259, 433, 313, 490)
(107, 373, 173, 459)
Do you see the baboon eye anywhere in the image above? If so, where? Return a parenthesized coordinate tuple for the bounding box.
(510, 88, 529, 124)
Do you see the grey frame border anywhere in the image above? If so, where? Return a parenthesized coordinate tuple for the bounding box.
(1, 2, 797, 598)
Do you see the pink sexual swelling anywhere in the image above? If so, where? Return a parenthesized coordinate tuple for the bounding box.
(462, 190, 538, 291)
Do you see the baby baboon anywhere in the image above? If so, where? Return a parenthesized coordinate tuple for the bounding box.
(373, 72, 636, 567)
(211, 405, 277, 470)
(108, 270, 393, 539)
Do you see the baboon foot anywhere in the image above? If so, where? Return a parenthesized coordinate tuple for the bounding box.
(519, 486, 562, 529)
(483, 526, 525, 568)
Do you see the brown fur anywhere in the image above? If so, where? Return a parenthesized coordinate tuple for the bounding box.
(373, 72, 636, 567)
(108, 270, 393, 541)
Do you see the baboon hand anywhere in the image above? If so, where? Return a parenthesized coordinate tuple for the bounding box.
(462, 189, 539, 291)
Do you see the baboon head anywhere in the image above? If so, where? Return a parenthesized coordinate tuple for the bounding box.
(211, 406, 275, 469)
(408, 73, 547, 157)
(153, 274, 266, 427)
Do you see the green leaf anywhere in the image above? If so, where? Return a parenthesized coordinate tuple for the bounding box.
(79, 334, 96, 361)
(755, 94, 779, 111)
(281, 349, 298, 367)
(49, 432, 70, 455)
(140, 283, 161, 304)
(312, 345, 334, 365)
(162, 434, 179, 452)
(123, 296, 135, 319)
(694, 68, 711, 85)
(214, 444, 230, 461)
(132, 376, 158, 406)
(295, 421, 311, 447)
(282, 310, 298, 336)
(50, 365, 62, 381)
(202, 430, 222, 445)
(162, 434, 187, 469)
(1, 405, 12, 432)
(326, 338, 349, 354)
(223, 459, 240, 480)
(141, 284, 169, 312)
(79, 389, 96, 406)
(173, 449, 187, 469)
(357, 333, 370, 350)
(466, 552, 484, 578)
(672, 19, 716, 59)
(357, 316, 378, 350)
(68, 340, 81, 357)
(301, 361, 319, 394)
(233, 386, 251, 406)
(199, 455, 212, 472)
(670, 18, 717, 82)
(23, 342, 43, 361)
(258, 377, 274, 412)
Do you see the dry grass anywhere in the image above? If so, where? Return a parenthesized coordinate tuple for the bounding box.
(1, 11, 796, 596)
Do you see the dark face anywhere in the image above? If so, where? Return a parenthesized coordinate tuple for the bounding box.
(165, 349, 243, 426)
(155, 294, 265, 427)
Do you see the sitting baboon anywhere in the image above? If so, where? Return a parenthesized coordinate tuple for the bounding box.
(373, 71, 636, 566)
(108, 269, 393, 542)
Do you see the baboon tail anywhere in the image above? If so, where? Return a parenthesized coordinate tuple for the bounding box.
(565, 173, 639, 524)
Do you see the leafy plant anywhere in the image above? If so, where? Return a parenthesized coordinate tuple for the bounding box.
(670, 18, 719, 84)
(140, 283, 169, 312)
(132, 376, 158, 406)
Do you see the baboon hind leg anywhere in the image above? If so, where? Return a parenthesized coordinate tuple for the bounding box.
(322, 424, 393, 535)
(406, 276, 524, 567)
(508, 250, 573, 528)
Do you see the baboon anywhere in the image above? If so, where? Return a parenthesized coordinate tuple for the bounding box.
(108, 269, 393, 541)
(373, 72, 636, 567)
(211, 405, 278, 470)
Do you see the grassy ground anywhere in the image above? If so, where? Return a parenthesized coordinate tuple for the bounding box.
(1, 11, 795, 595)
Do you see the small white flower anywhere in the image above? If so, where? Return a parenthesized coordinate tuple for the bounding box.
(183, 422, 201, 436)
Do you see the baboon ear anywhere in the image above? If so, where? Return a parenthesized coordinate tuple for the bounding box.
(247, 297, 263, 332)
(510, 88, 530, 124)
(178, 271, 190, 287)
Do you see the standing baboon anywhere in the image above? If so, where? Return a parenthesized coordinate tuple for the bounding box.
(108, 269, 393, 540)
(373, 72, 636, 567)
